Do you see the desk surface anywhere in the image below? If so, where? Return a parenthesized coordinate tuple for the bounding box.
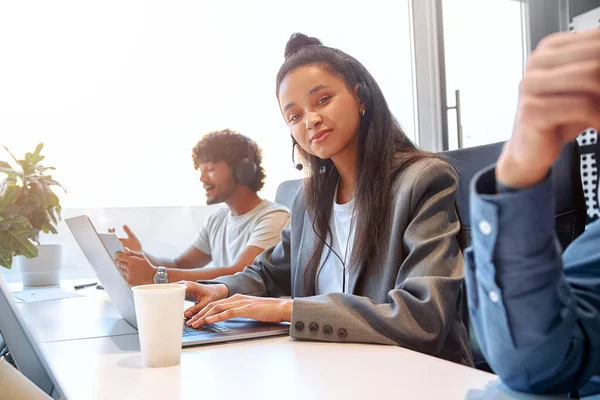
(10, 280, 137, 343)
(13, 280, 564, 400)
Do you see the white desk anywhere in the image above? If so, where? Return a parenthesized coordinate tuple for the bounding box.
(13, 281, 563, 400)
(9, 281, 137, 343)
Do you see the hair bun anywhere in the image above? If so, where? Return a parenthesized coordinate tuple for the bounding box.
(284, 33, 322, 58)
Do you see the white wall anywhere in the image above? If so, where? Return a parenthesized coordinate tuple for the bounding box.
(0, 0, 415, 209)
(2, 205, 223, 283)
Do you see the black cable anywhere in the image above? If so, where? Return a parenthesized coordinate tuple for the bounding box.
(311, 215, 347, 294)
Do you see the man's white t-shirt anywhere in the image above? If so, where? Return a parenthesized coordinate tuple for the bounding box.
(316, 197, 356, 294)
(192, 200, 290, 267)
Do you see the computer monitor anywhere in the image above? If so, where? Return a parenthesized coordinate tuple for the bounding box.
(0, 279, 64, 399)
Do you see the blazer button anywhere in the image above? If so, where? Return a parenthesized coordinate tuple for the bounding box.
(309, 322, 319, 332)
(337, 328, 347, 339)
(323, 325, 333, 335)
(294, 321, 305, 331)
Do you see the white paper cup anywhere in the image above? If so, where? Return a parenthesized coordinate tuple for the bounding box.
(132, 284, 186, 368)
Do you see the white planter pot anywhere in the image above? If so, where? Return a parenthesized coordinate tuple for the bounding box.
(17, 244, 63, 287)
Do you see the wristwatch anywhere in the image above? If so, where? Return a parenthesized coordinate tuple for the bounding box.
(153, 266, 168, 284)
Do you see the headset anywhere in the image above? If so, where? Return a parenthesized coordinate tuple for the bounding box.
(291, 136, 303, 171)
(235, 139, 258, 187)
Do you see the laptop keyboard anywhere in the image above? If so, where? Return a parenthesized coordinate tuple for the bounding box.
(182, 322, 230, 337)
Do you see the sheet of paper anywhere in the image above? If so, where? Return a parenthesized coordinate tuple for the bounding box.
(12, 287, 83, 303)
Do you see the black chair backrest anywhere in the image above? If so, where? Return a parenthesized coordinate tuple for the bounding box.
(275, 179, 303, 210)
(441, 141, 587, 372)
(551, 142, 589, 250)
(577, 128, 600, 224)
(441, 142, 505, 250)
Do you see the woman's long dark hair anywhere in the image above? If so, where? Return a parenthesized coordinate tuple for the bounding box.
(276, 33, 436, 291)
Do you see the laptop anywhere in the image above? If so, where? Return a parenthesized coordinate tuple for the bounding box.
(65, 215, 289, 346)
(0, 278, 65, 399)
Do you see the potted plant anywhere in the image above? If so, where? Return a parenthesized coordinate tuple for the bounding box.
(0, 143, 65, 286)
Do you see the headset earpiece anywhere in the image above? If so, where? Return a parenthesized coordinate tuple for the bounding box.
(235, 140, 258, 186)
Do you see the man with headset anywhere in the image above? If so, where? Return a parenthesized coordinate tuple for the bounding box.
(113, 129, 291, 286)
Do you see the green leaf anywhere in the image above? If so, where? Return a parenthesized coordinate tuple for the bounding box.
(0, 216, 30, 225)
(0, 166, 23, 179)
(25, 174, 64, 191)
(31, 143, 45, 166)
(2, 147, 20, 166)
(25, 152, 44, 165)
(35, 165, 55, 173)
(18, 160, 34, 176)
(48, 209, 58, 225)
(1, 226, 37, 258)
(42, 178, 63, 187)
(0, 250, 13, 269)
(48, 190, 61, 208)
(0, 185, 20, 210)
(13, 202, 36, 217)
(0, 178, 18, 196)
(0, 161, 11, 169)
(32, 179, 49, 208)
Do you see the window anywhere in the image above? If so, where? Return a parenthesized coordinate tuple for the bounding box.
(441, 0, 527, 149)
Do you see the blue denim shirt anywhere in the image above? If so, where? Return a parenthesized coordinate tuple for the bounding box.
(464, 165, 600, 395)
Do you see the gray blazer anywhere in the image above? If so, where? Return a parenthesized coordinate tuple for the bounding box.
(211, 158, 473, 366)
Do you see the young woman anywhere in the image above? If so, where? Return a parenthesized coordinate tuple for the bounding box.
(181, 33, 473, 366)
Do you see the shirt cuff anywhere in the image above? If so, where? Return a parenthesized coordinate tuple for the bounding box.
(470, 164, 555, 261)
(197, 274, 248, 297)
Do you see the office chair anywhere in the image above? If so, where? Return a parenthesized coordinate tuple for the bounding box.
(275, 179, 303, 210)
(442, 141, 587, 373)
(576, 128, 600, 224)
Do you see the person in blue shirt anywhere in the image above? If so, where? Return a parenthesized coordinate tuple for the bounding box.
(465, 29, 600, 395)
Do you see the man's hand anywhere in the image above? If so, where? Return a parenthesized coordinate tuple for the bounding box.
(108, 225, 142, 253)
(115, 248, 156, 285)
(185, 294, 293, 328)
(497, 29, 600, 188)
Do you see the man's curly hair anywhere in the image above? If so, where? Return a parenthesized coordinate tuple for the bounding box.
(192, 129, 266, 192)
